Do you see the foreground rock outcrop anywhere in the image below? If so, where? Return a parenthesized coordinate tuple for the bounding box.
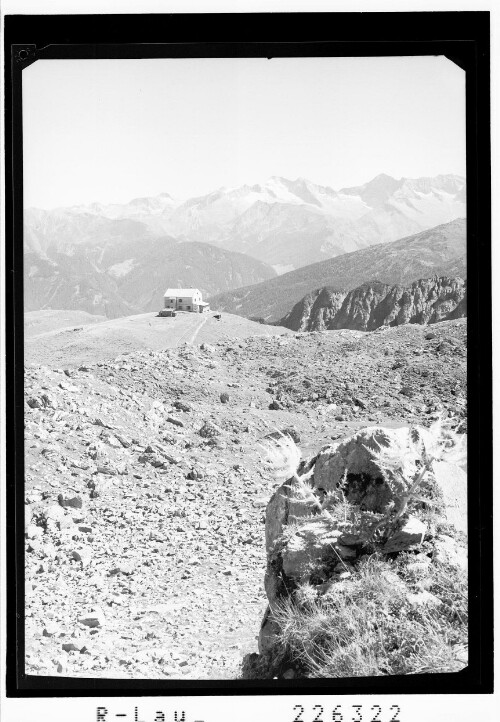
(250, 426, 468, 678)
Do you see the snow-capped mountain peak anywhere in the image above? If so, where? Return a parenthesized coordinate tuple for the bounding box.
(25, 172, 466, 273)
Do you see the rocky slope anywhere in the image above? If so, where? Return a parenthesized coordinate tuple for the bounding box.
(278, 288, 347, 332)
(209, 218, 466, 321)
(24, 318, 467, 679)
(279, 276, 466, 332)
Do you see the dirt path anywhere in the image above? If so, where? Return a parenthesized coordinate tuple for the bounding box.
(175, 315, 208, 347)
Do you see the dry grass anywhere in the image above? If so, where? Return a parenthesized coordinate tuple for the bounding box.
(269, 554, 467, 678)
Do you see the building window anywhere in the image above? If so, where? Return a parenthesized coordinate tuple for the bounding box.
(187, 306, 191, 310)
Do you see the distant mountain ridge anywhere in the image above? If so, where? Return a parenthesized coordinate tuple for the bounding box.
(279, 276, 466, 332)
(25, 172, 466, 273)
(209, 218, 466, 322)
(24, 237, 277, 319)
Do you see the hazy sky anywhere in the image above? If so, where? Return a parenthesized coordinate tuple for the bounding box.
(23, 56, 466, 209)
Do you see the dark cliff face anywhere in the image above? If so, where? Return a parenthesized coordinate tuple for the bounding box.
(280, 276, 466, 332)
(280, 287, 347, 332)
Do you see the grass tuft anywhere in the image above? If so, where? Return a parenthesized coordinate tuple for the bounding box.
(269, 554, 467, 678)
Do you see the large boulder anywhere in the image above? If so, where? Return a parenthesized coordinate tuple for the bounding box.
(313, 427, 413, 510)
(256, 424, 468, 677)
(281, 519, 342, 581)
(259, 427, 438, 655)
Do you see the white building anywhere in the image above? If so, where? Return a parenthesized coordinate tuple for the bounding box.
(163, 288, 210, 313)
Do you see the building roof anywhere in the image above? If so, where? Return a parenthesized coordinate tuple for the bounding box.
(199, 301, 210, 306)
(164, 288, 201, 297)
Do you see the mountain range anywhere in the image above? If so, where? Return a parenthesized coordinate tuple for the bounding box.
(26, 173, 465, 267)
(209, 218, 466, 322)
(24, 173, 466, 320)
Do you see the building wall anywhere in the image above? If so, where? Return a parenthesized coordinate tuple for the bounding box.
(164, 293, 202, 312)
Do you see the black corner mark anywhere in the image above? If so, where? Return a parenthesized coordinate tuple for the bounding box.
(12, 44, 37, 68)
